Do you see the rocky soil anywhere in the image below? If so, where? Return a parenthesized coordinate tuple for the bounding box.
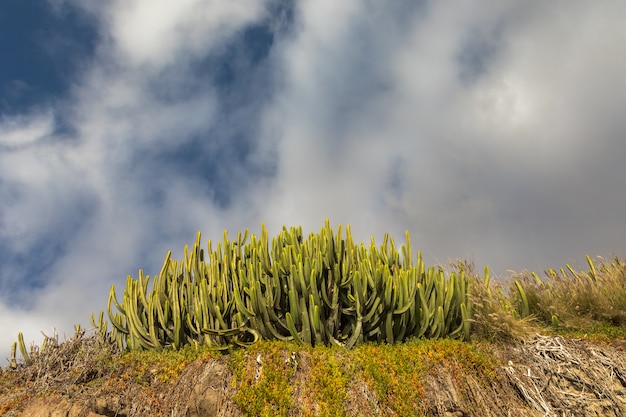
(2, 334, 626, 417)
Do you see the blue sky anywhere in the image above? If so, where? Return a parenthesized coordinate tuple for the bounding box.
(2, 0, 626, 362)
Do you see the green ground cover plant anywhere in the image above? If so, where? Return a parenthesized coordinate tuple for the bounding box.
(229, 341, 298, 417)
(225, 338, 498, 417)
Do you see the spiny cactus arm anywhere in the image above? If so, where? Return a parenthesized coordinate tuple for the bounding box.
(392, 272, 415, 316)
(442, 274, 455, 319)
(309, 267, 325, 312)
(401, 230, 412, 269)
(169, 276, 183, 349)
(158, 250, 172, 279)
(414, 283, 432, 336)
(136, 271, 152, 315)
(90, 312, 98, 328)
(201, 323, 247, 337)
(285, 312, 303, 344)
(153, 291, 174, 341)
(383, 274, 394, 309)
(362, 295, 382, 330)
(91, 311, 110, 341)
(257, 306, 292, 341)
(430, 306, 446, 339)
(125, 286, 158, 350)
(107, 288, 130, 334)
(287, 280, 301, 327)
(108, 284, 126, 315)
(309, 295, 324, 345)
(213, 304, 230, 331)
(299, 297, 312, 344)
(458, 303, 472, 341)
(233, 269, 255, 318)
(383, 312, 395, 344)
(147, 302, 163, 351)
(344, 299, 364, 349)
(17, 332, 31, 366)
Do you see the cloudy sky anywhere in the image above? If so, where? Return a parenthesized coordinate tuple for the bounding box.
(1, 0, 625, 362)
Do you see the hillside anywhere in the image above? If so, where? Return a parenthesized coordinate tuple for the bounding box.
(3, 224, 626, 416)
(2, 332, 626, 417)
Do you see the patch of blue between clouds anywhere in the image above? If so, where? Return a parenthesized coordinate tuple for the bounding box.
(456, 26, 502, 86)
(386, 157, 406, 201)
(0, 239, 63, 306)
(313, 0, 431, 151)
(0, 190, 99, 308)
(137, 5, 293, 210)
(0, 0, 98, 115)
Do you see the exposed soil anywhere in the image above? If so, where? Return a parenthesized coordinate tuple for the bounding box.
(1, 334, 626, 417)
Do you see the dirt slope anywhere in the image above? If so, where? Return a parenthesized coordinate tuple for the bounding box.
(2, 335, 626, 417)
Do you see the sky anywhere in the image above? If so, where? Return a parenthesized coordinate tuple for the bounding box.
(1, 0, 625, 363)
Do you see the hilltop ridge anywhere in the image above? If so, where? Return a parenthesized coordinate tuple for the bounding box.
(2, 332, 626, 416)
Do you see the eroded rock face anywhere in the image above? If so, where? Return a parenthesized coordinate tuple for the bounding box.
(9, 357, 242, 417)
(5, 336, 626, 417)
(19, 396, 73, 417)
(163, 358, 243, 417)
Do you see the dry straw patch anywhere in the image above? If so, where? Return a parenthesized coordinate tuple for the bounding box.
(500, 334, 626, 417)
(4, 328, 119, 392)
(0, 329, 120, 416)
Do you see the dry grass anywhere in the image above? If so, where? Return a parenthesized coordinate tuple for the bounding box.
(513, 256, 626, 330)
(6, 328, 120, 391)
(445, 260, 539, 343)
(457, 256, 626, 343)
(0, 329, 121, 416)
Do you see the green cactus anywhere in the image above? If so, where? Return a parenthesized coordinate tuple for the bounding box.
(91, 220, 477, 352)
(9, 342, 18, 369)
(17, 332, 31, 366)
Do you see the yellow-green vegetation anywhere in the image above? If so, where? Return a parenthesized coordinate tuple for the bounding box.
(229, 341, 299, 417)
(305, 347, 350, 417)
(227, 338, 497, 417)
(351, 338, 496, 417)
(231, 341, 353, 417)
(118, 343, 216, 384)
(549, 321, 626, 345)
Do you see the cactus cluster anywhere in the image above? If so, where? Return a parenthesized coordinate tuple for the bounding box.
(91, 221, 473, 351)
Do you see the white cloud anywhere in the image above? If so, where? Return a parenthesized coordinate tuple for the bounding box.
(109, 0, 266, 69)
(0, 113, 54, 148)
(256, 0, 626, 273)
(0, 303, 58, 366)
